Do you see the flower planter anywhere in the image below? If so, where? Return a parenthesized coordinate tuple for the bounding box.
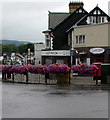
(56, 73, 69, 83)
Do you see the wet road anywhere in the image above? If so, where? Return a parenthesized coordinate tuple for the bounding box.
(2, 82, 108, 118)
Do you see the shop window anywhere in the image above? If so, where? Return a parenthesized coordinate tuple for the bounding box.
(45, 58, 52, 66)
(56, 59, 64, 64)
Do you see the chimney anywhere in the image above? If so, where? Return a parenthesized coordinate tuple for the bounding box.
(69, 1, 84, 13)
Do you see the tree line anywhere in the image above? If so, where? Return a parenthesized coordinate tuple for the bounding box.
(1, 43, 34, 56)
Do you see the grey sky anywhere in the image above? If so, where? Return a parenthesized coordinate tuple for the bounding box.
(1, 0, 110, 43)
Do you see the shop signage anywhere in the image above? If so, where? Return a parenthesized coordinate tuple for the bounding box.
(42, 50, 70, 56)
(90, 48, 105, 54)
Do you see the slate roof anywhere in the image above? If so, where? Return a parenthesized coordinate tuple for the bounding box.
(53, 7, 88, 31)
(49, 12, 70, 29)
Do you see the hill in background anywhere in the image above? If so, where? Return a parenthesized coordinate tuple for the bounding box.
(0, 40, 31, 46)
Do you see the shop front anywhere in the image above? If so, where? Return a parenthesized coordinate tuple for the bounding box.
(42, 50, 71, 66)
(74, 47, 108, 65)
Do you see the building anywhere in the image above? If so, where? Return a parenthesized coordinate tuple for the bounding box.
(34, 43, 46, 65)
(67, 22, 110, 64)
(42, 2, 110, 65)
(43, 1, 86, 50)
(67, 5, 110, 64)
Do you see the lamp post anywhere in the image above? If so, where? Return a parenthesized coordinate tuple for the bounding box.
(70, 48, 74, 66)
(70, 48, 74, 79)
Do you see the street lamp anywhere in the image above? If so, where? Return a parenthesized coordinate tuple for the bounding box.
(70, 48, 74, 79)
(70, 48, 74, 67)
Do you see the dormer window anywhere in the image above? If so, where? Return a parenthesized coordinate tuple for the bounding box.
(86, 6, 109, 24)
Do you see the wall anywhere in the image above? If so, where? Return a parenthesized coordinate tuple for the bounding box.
(108, 23, 110, 46)
(73, 23, 109, 48)
(34, 43, 46, 65)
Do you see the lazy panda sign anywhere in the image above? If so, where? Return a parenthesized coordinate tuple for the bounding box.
(90, 48, 105, 54)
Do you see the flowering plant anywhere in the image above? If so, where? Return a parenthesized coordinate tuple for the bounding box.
(71, 63, 98, 74)
(46, 64, 70, 74)
(28, 65, 47, 74)
(2, 65, 12, 73)
(9, 65, 29, 75)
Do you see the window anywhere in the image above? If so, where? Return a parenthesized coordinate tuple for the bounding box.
(82, 35, 85, 43)
(46, 39, 50, 47)
(93, 17, 96, 23)
(75, 35, 85, 45)
(45, 35, 49, 39)
(93, 10, 97, 14)
(79, 9, 82, 13)
(56, 59, 64, 64)
(98, 10, 101, 15)
(79, 35, 82, 44)
(88, 15, 108, 24)
(102, 17, 105, 22)
(76, 36, 78, 44)
(98, 17, 101, 23)
(89, 16, 93, 23)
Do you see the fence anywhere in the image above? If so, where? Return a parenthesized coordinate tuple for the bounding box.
(2, 72, 61, 84)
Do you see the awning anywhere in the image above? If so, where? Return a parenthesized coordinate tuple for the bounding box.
(79, 51, 87, 55)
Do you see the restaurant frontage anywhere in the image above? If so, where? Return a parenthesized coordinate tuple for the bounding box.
(74, 47, 109, 65)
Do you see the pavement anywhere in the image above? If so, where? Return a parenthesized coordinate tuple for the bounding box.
(72, 76, 98, 85)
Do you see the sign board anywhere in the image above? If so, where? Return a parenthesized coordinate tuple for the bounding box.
(28, 48, 30, 55)
(90, 48, 105, 54)
(42, 50, 70, 56)
(70, 50, 74, 56)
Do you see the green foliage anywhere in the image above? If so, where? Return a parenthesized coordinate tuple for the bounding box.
(2, 43, 34, 55)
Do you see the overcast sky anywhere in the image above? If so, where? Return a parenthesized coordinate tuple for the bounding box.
(0, 0, 110, 43)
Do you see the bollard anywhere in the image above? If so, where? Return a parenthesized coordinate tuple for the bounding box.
(7, 73, 11, 79)
(45, 72, 49, 84)
(26, 73, 29, 83)
(12, 73, 14, 82)
(2, 73, 4, 79)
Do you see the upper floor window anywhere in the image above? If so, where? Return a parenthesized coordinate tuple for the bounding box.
(102, 17, 105, 22)
(46, 39, 50, 47)
(87, 16, 108, 24)
(98, 16, 101, 23)
(45, 35, 50, 39)
(75, 35, 86, 45)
